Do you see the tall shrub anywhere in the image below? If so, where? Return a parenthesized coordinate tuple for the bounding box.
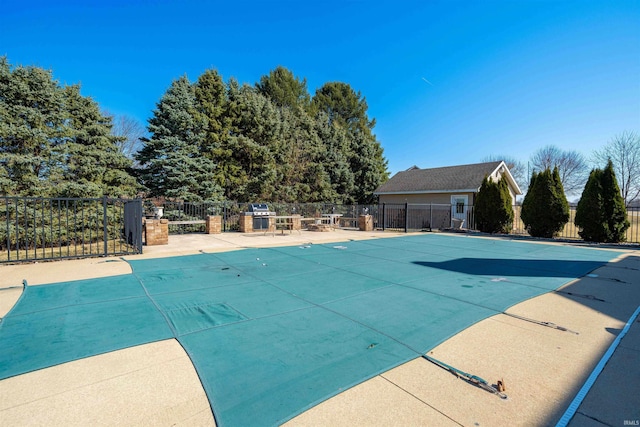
(575, 160, 629, 242)
(475, 176, 514, 233)
(521, 167, 570, 238)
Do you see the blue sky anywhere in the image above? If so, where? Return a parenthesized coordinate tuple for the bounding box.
(2, 0, 639, 176)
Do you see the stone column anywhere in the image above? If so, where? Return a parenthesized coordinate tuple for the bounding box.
(291, 214, 301, 231)
(358, 214, 373, 231)
(205, 215, 222, 234)
(239, 213, 253, 233)
(144, 218, 169, 245)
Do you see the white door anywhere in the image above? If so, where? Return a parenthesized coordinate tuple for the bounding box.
(451, 195, 468, 228)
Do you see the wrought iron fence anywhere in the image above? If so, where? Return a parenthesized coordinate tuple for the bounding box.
(1, 197, 143, 263)
(156, 200, 640, 244)
(159, 201, 244, 233)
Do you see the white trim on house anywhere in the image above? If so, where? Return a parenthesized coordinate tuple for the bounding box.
(490, 161, 523, 195)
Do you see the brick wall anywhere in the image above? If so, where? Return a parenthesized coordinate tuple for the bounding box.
(205, 215, 222, 234)
(359, 214, 373, 231)
(144, 218, 169, 245)
(239, 213, 253, 233)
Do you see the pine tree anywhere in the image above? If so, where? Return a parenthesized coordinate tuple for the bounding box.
(475, 176, 514, 233)
(61, 85, 137, 197)
(0, 57, 136, 197)
(521, 168, 570, 238)
(136, 76, 221, 202)
(194, 69, 230, 191)
(314, 112, 355, 204)
(255, 66, 311, 110)
(223, 84, 279, 201)
(311, 82, 389, 203)
(0, 57, 66, 196)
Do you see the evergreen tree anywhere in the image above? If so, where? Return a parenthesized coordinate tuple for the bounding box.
(136, 69, 389, 204)
(312, 82, 389, 203)
(552, 166, 571, 230)
(0, 57, 136, 197)
(61, 85, 137, 197)
(601, 159, 630, 242)
(521, 167, 570, 238)
(136, 76, 221, 202)
(0, 57, 66, 196)
(576, 160, 629, 242)
(223, 83, 279, 201)
(575, 169, 607, 242)
(314, 112, 355, 204)
(275, 107, 334, 203)
(256, 66, 311, 110)
(475, 176, 514, 233)
(194, 69, 231, 191)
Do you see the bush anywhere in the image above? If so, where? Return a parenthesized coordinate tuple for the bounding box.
(521, 167, 569, 238)
(475, 176, 514, 233)
(575, 160, 629, 242)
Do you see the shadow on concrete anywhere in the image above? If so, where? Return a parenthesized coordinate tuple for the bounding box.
(415, 253, 640, 426)
(549, 256, 640, 426)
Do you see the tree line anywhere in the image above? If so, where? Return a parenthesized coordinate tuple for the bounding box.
(2, 56, 638, 209)
(484, 129, 640, 207)
(1, 57, 388, 204)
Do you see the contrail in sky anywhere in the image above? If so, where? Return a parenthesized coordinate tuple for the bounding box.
(421, 77, 433, 86)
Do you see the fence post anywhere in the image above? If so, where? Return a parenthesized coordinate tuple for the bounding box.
(103, 196, 108, 256)
(404, 203, 409, 233)
(430, 203, 433, 231)
(382, 203, 386, 231)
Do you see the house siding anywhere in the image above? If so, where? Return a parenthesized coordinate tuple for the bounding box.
(378, 192, 476, 205)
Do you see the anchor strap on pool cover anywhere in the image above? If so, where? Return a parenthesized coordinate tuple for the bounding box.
(0, 234, 619, 427)
(422, 354, 508, 399)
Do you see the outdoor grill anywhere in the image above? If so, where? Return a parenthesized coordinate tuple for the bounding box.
(246, 203, 276, 230)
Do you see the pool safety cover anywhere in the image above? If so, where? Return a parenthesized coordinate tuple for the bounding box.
(0, 234, 619, 426)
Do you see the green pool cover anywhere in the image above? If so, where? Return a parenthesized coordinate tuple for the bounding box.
(0, 234, 620, 426)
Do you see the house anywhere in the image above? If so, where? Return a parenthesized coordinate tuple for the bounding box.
(373, 161, 522, 229)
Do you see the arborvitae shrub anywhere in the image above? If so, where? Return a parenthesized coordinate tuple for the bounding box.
(575, 160, 629, 242)
(521, 167, 569, 238)
(475, 176, 514, 233)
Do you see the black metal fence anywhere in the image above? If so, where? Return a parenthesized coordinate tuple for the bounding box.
(160, 201, 640, 244)
(376, 203, 454, 231)
(4, 197, 637, 263)
(1, 197, 143, 263)
(160, 202, 379, 233)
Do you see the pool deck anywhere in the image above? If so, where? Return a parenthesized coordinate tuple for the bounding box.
(1, 230, 638, 426)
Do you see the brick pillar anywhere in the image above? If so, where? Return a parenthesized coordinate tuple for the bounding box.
(292, 214, 301, 231)
(359, 215, 373, 231)
(268, 216, 276, 232)
(239, 213, 253, 233)
(205, 215, 222, 234)
(144, 218, 169, 245)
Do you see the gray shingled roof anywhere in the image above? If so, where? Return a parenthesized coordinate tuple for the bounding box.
(375, 161, 503, 194)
